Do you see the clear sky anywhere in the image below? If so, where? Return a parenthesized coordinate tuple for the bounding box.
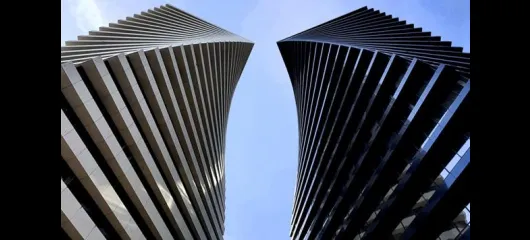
(61, 0, 469, 239)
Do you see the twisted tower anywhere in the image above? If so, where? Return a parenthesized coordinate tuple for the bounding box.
(278, 7, 470, 240)
(61, 4, 253, 240)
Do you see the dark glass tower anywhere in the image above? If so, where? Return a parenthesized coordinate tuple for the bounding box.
(277, 7, 470, 240)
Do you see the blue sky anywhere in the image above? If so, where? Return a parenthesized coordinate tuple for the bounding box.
(61, 0, 469, 239)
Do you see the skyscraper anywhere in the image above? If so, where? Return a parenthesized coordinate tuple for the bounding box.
(61, 4, 253, 240)
(278, 7, 470, 240)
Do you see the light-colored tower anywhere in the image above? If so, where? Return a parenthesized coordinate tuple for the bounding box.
(60, 4, 253, 240)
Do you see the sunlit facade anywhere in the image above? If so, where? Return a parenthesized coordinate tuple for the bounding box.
(277, 6, 470, 240)
(60, 4, 253, 240)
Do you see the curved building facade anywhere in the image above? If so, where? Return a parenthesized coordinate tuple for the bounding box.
(60, 4, 253, 240)
(277, 7, 470, 240)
